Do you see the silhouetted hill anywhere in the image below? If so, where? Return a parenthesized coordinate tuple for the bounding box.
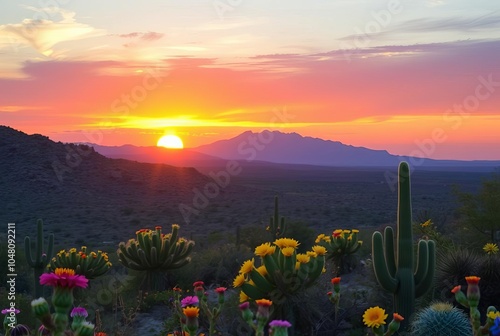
(90, 143, 226, 167)
(192, 130, 500, 171)
(0, 126, 210, 246)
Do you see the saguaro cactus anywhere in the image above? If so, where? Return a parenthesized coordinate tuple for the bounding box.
(25, 219, 54, 298)
(117, 224, 194, 290)
(372, 162, 436, 326)
(267, 196, 287, 239)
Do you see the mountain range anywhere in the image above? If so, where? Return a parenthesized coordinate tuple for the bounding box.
(92, 130, 500, 171)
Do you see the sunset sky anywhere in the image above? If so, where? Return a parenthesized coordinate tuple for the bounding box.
(1, 1, 500, 160)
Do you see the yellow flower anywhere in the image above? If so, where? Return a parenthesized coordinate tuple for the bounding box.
(239, 259, 254, 274)
(172, 224, 180, 229)
(315, 234, 325, 243)
(306, 251, 318, 258)
(69, 248, 77, 253)
(342, 229, 351, 234)
(239, 291, 249, 302)
(483, 243, 499, 255)
(256, 265, 268, 276)
(363, 306, 388, 328)
(296, 254, 310, 264)
(421, 219, 432, 228)
(487, 311, 500, 319)
(352, 229, 359, 233)
(323, 236, 331, 243)
(312, 245, 327, 256)
(233, 273, 245, 288)
(255, 243, 276, 257)
(281, 247, 295, 257)
(274, 238, 300, 249)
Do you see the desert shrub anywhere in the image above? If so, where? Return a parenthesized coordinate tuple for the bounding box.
(434, 247, 500, 312)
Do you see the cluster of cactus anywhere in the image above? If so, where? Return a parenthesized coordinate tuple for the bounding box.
(25, 219, 54, 298)
(117, 224, 194, 289)
(233, 237, 326, 306)
(411, 302, 472, 336)
(372, 162, 436, 327)
(48, 246, 112, 279)
(316, 229, 362, 275)
(266, 196, 287, 239)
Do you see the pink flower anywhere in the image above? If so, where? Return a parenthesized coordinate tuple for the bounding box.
(215, 287, 227, 294)
(269, 320, 292, 328)
(39, 268, 88, 289)
(181, 296, 199, 307)
(70, 307, 88, 317)
(1, 308, 20, 314)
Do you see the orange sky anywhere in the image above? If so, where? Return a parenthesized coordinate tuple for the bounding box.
(1, 3, 500, 160)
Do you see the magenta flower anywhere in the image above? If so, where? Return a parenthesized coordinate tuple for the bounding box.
(269, 320, 292, 328)
(181, 295, 199, 307)
(1, 308, 20, 314)
(39, 268, 88, 289)
(70, 307, 88, 317)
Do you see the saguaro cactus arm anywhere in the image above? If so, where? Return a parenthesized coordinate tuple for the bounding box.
(372, 231, 398, 293)
(415, 240, 436, 297)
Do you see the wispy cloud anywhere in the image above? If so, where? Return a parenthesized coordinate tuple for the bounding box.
(116, 31, 164, 41)
(0, 6, 104, 57)
(394, 12, 500, 33)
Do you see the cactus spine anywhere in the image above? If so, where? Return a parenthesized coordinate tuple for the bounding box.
(372, 162, 436, 325)
(25, 219, 54, 298)
(411, 302, 472, 336)
(268, 196, 287, 239)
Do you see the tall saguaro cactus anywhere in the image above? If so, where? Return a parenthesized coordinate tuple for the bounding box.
(267, 196, 287, 239)
(25, 219, 54, 298)
(372, 162, 436, 326)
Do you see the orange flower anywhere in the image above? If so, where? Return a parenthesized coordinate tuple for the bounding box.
(393, 313, 404, 322)
(465, 276, 480, 285)
(451, 285, 461, 294)
(256, 298, 272, 307)
(183, 306, 199, 318)
(331, 277, 341, 284)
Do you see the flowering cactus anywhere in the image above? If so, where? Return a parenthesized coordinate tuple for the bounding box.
(239, 299, 273, 336)
(48, 246, 111, 279)
(451, 276, 498, 336)
(316, 229, 362, 274)
(117, 224, 194, 290)
(31, 268, 94, 336)
(233, 238, 326, 303)
(362, 306, 403, 336)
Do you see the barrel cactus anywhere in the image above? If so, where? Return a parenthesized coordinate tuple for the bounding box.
(411, 302, 472, 336)
(117, 224, 194, 290)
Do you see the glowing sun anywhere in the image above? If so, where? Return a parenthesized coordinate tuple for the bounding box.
(157, 135, 184, 149)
